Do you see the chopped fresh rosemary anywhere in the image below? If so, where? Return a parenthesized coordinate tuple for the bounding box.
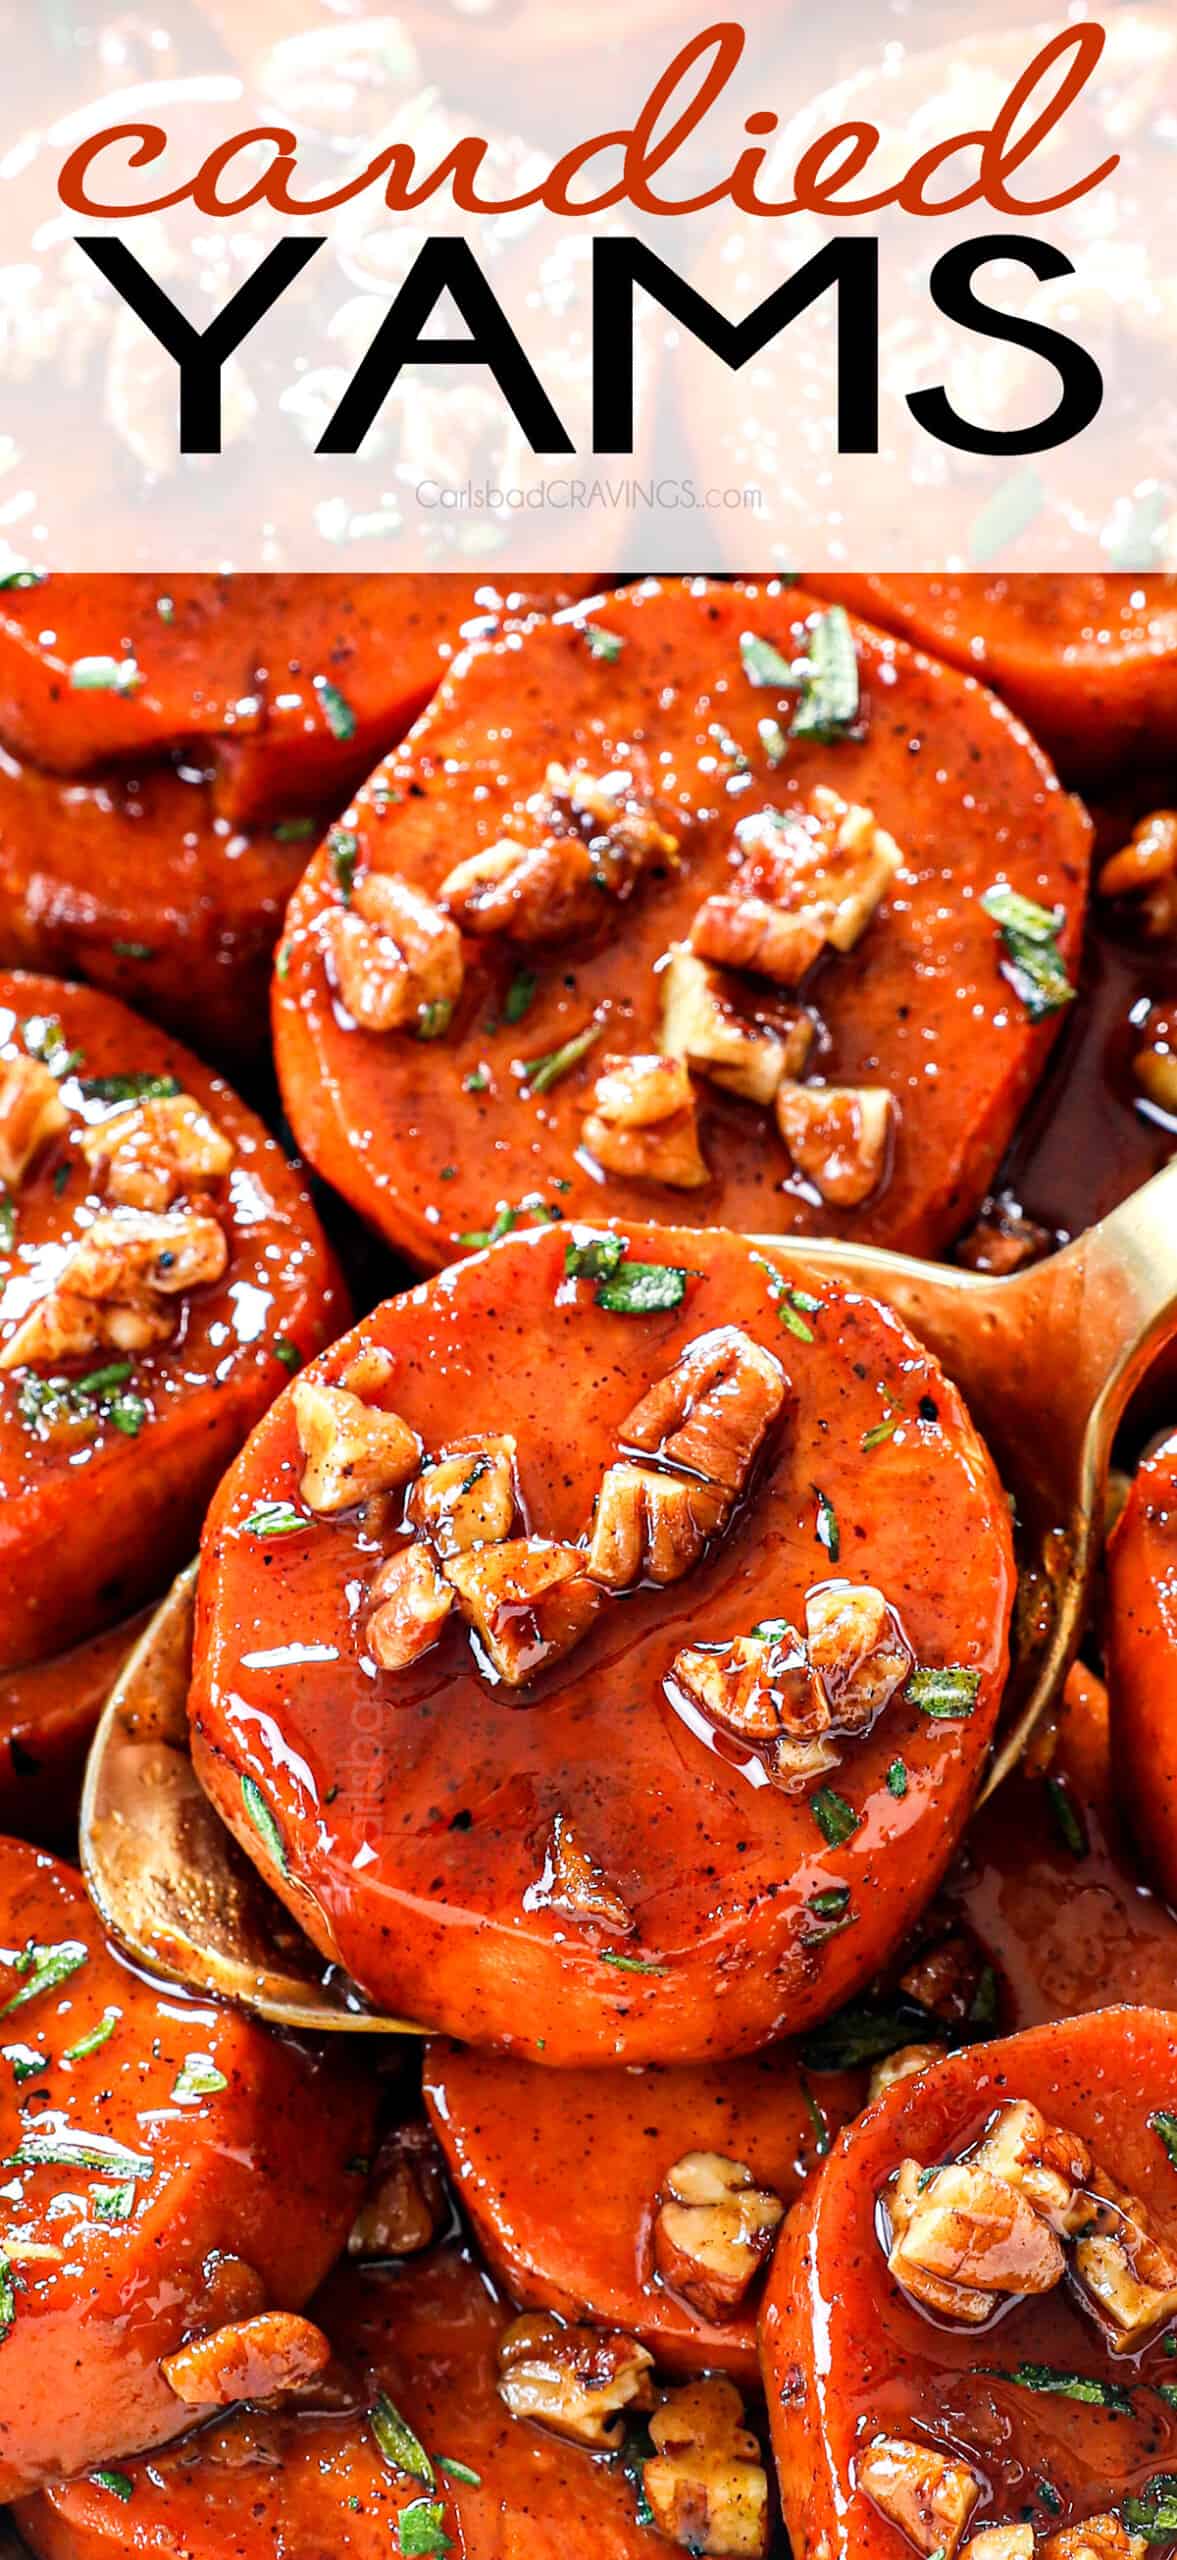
(811, 1788, 859, 1848)
(80, 1073, 179, 1105)
(91, 2181, 135, 2223)
(887, 1759, 908, 1798)
(243, 1500, 306, 1538)
(523, 1024, 602, 1094)
(314, 675, 357, 742)
(273, 816, 317, 844)
(1151, 2110, 1177, 2171)
(0, 568, 46, 591)
(1, 1938, 87, 2019)
(90, 2470, 134, 2502)
(1124, 2476, 1177, 2542)
(814, 1488, 840, 1562)
(504, 969, 538, 1024)
(241, 1775, 288, 1876)
(907, 1666, 981, 1718)
(329, 827, 360, 901)
(436, 2457, 481, 2487)
(790, 607, 860, 742)
(981, 883, 1075, 1023)
(803, 1996, 948, 2074)
(600, 1952, 667, 1975)
(564, 1232, 627, 1283)
(759, 715, 789, 766)
(111, 941, 154, 961)
(274, 1339, 302, 1373)
(808, 1886, 851, 1919)
(370, 2394, 434, 2485)
(22, 1016, 81, 1077)
(172, 2054, 228, 2102)
(4, 2131, 152, 2178)
(740, 631, 795, 690)
(4, 2045, 47, 2084)
(64, 2008, 119, 2063)
(1044, 1774, 1089, 1859)
(69, 656, 142, 696)
(595, 1261, 689, 1316)
(985, 2362, 1132, 2413)
(861, 1407, 899, 1453)
(18, 1361, 146, 1442)
(0, 2250, 13, 2344)
(417, 1001, 454, 1042)
(0, 1190, 14, 1252)
(398, 2501, 452, 2557)
(583, 623, 624, 662)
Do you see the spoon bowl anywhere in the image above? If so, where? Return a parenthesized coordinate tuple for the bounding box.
(80, 1163, 1177, 2025)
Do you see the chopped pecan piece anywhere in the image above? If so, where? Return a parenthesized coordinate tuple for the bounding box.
(81, 1092, 234, 1211)
(621, 1327, 787, 1497)
(586, 1462, 727, 1589)
(868, 2044, 945, 2105)
(887, 2155, 1065, 2323)
(691, 786, 901, 988)
(441, 833, 599, 944)
(1041, 2524, 1147, 2560)
(671, 1629, 838, 1792)
(1134, 1006, 1177, 1115)
(293, 1375, 422, 1514)
(857, 2435, 982, 2559)
(367, 1543, 454, 1671)
(442, 762, 678, 945)
(898, 1922, 991, 2027)
(0, 1204, 228, 1370)
(653, 2152, 784, 2321)
(525, 1811, 633, 1936)
(582, 1053, 709, 1192)
(1098, 808, 1177, 936)
(348, 2123, 447, 2261)
(327, 872, 464, 1035)
(497, 2311, 655, 2449)
(191, 2252, 268, 2331)
(161, 2311, 331, 2408)
(805, 1583, 912, 1731)
(968, 2100, 1093, 2237)
(643, 2378, 770, 2560)
(955, 1202, 1052, 1276)
(407, 1435, 518, 1557)
(660, 944, 813, 1107)
(1073, 2168, 1177, 2349)
(444, 1537, 602, 1685)
(962, 2533, 1036, 2560)
(0, 1053, 68, 1188)
(776, 1080, 896, 1208)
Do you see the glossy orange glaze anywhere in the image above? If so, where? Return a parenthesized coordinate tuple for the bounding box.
(763, 2006, 1177, 2557)
(190, 1221, 1013, 2065)
(1107, 1433, 1177, 1911)
(948, 1663, 1177, 2027)
(0, 1836, 376, 2499)
(813, 576, 1177, 786)
(274, 578, 1090, 1270)
(0, 750, 311, 1064)
(423, 2038, 864, 2384)
(0, 972, 344, 1669)
(21, 2240, 658, 2558)
(0, 577, 598, 823)
(0, 1609, 152, 1848)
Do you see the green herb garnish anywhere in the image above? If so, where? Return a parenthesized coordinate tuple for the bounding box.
(172, 2054, 228, 2102)
(22, 1015, 81, 1077)
(314, 676, 357, 743)
(80, 1073, 179, 1105)
(241, 1775, 288, 1876)
(887, 1759, 908, 1798)
(981, 883, 1075, 1023)
(1124, 2475, 1177, 2542)
(985, 2362, 1132, 2413)
(370, 2394, 434, 2485)
(758, 716, 788, 766)
(436, 2457, 481, 2487)
(90, 2470, 134, 2502)
(600, 1952, 667, 1976)
(90, 2181, 135, 2223)
(504, 970, 538, 1024)
(69, 656, 142, 696)
(0, 2250, 13, 2343)
(814, 1488, 840, 1562)
(564, 1232, 626, 1283)
(111, 941, 154, 961)
(243, 1500, 305, 1539)
(329, 827, 360, 901)
(811, 1788, 859, 1848)
(907, 1666, 981, 1718)
(4, 2045, 47, 2084)
(803, 1997, 947, 2074)
(523, 1024, 602, 1095)
(274, 1339, 302, 1373)
(273, 817, 316, 845)
(0, 568, 46, 591)
(740, 631, 796, 690)
(4, 2132, 152, 2178)
(0, 1939, 87, 2020)
(790, 606, 860, 742)
(398, 2501, 452, 2558)
(861, 1409, 899, 1453)
(595, 1261, 689, 1316)
(1151, 2111, 1177, 2171)
(64, 2008, 119, 2062)
(0, 1190, 15, 1252)
(1044, 1774, 1089, 1859)
(584, 624, 624, 663)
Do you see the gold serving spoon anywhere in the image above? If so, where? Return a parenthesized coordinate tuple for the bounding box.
(80, 1161, 1177, 2029)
